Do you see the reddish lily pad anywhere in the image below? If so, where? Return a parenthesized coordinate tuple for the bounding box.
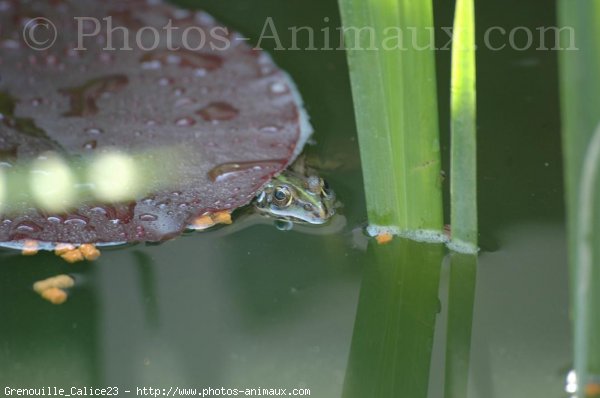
(0, 0, 312, 246)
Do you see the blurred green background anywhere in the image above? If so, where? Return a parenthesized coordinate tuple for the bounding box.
(0, 0, 569, 397)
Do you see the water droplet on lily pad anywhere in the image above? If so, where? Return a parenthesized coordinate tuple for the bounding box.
(139, 213, 158, 222)
(197, 102, 239, 122)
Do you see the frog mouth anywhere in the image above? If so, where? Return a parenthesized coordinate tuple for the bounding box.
(254, 206, 335, 225)
(282, 206, 336, 225)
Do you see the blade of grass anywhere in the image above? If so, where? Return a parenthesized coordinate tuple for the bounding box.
(337, 0, 443, 238)
(445, 2, 478, 390)
(557, 1, 600, 394)
(449, 0, 478, 253)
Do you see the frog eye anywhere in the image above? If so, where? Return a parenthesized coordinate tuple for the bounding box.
(273, 186, 291, 207)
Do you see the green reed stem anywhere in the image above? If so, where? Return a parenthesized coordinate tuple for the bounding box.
(337, 0, 443, 235)
(557, 1, 600, 394)
(450, 0, 477, 251)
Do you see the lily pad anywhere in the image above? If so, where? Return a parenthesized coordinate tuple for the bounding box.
(0, 0, 312, 246)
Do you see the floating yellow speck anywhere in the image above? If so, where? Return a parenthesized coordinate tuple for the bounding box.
(212, 211, 232, 225)
(40, 287, 68, 305)
(586, 383, 600, 397)
(375, 232, 393, 245)
(191, 214, 216, 230)
(59, 249, 85, 263)
(79, 243, 100, 261)
(33, 274, 74, 305)
(21, 239, 39, 256)
(54, 243, 76, 256)
(191, 211, 232, 230)
(55, 243, 101, 263)
(33, 274, 75, 294)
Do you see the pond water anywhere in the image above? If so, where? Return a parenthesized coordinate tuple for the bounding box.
(0, 0, 569, 397)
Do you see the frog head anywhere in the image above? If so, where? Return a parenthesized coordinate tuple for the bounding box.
(253, 170, 336, 224)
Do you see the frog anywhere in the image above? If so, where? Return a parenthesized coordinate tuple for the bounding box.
(253, 170, 336, 224)
(189, 163, 340, 233)
(190, 150, 339, 232)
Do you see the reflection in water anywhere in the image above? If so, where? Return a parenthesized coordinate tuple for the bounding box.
(0, 251, 101, 385)
(444, 253, 477, 398)
(564, 369, 600, 398)
(565, 370, 577, 396)
(200, 212, 348, 238)
(466, 224, 570, 398)
(133, 251, 160, 329)
(343, 239, 444, 398)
